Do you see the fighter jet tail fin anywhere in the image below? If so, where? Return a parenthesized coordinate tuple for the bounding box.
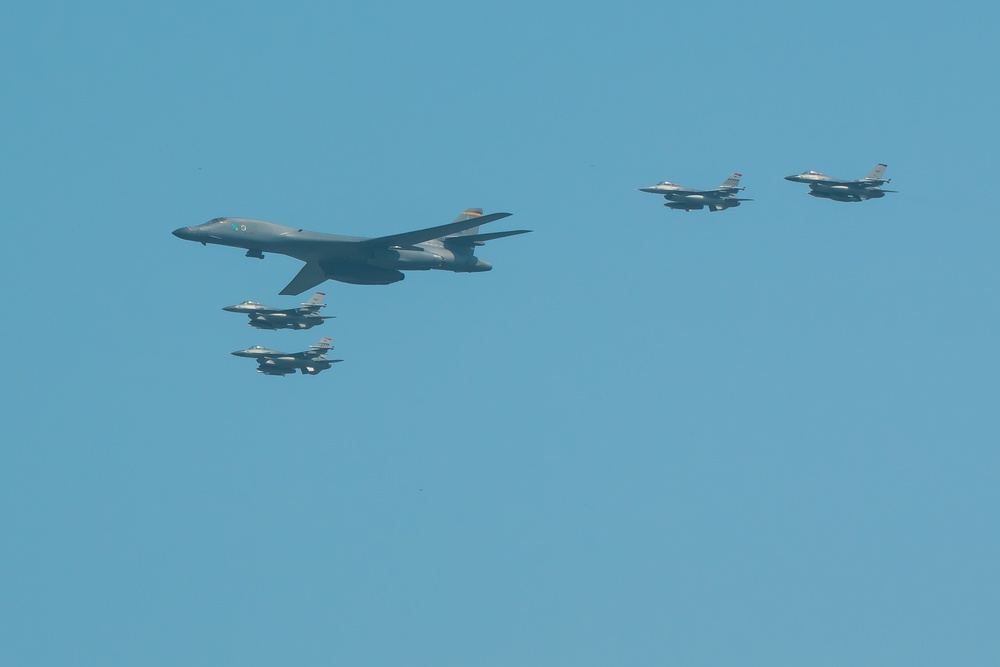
(302, 292, 325, 307)
(865, 163, 888, 182)
(308, 337, 332, 358)
(719, 173, 743, 190)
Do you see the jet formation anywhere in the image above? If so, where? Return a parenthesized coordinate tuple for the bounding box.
(639, 173, 751, 211)
(640, 164, 894, 211)
(178, 166, 894, 377)
(174, 207, 530, 377)
(231, 337, 343, 376)
(174, 208, 531, 295)
(224, 291, 333, 330)
(784, 163, 896, 202)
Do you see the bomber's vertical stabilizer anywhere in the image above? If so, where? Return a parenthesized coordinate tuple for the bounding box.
(865, 163, 888, 182)
(446, 208, 484, 238)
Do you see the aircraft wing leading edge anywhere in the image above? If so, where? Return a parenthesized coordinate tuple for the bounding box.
(281, 262, 327, 296)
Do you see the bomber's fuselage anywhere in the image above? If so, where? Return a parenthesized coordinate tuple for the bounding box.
(172, 217, 492, 282)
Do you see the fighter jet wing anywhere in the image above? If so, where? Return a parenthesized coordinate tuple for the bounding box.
(360, 212, 512, 248)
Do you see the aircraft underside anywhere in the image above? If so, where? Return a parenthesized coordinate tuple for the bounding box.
(664, 199, 741, 212)
(808, 186, 885, 202)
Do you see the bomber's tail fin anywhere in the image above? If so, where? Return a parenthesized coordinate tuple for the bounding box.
(446, 208, 484, 238)
(719, 173, 743, 190)
(865, 163, 888, 182)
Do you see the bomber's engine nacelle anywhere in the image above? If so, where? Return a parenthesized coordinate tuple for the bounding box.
(370, 248, 444, 270)
(449, 255, 492, 273)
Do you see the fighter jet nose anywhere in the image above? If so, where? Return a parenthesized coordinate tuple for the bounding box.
(784, 175, 799, 181)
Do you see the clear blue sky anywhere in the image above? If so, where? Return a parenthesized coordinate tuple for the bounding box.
(2, 1, 998, 665)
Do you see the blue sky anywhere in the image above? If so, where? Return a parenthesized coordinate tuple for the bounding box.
(2, 1, 998, 665)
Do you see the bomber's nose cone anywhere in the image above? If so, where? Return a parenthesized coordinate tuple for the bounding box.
(173, 226, 196, 240)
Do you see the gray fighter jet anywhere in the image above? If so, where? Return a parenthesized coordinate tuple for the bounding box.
(223, 292, 334, 330)
(785, 163, 896, 202)
(173, 208, 530, 295)
(638, 173, 751, 211)
(231, 336, 343, 376)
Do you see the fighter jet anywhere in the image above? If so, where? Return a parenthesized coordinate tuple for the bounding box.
(223, 292, 334, 331)
(785, 163, 896, 202)
(231, 337, 343, 376)
(173, 208, 530, 295)
(638, 173, 751, 212)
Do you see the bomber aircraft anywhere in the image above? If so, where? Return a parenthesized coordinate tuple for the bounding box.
(224, 292, 334, 330)
(638, 173, 751, 212)
(173, 208, 530, 295)
(785, 163, 896, 202)
(231, 337, 342, 376)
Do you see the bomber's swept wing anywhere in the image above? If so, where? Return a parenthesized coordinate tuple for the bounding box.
(361, 212, 512, 248)
(282, 262, 328, 296)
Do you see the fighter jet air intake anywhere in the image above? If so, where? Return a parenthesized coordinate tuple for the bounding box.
(785, 163, 896, 202)
(173, 208, 531, 295)
(639, 173, 752, 211)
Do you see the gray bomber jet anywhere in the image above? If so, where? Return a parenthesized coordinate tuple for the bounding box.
(232, 336, 342, 376)
(224, 292, 334, 330)
(173, 208, 530, 295)
(785, 163, 896, 202)
(639, 173, 751, 211)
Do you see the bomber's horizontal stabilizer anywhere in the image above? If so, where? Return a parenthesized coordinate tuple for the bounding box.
(445, 229, 532, 245)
